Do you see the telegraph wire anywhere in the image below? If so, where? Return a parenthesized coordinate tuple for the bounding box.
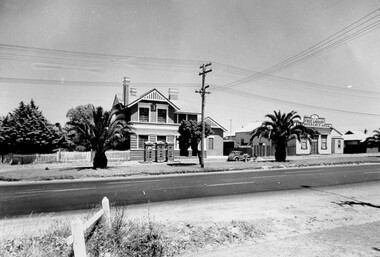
(0, 77, 198, 88)
(212, 62, 380, 98)
(262, 9, 380, 74)
(1, 74, 380, 101)
(214, 20, 380, 89)
(213, 9, 380, 89)
(215, 86, 380, 117)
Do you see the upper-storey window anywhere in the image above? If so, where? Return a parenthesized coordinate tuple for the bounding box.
(178, 114, 186, 123)
(157, 109, 167, 123)
(188, 114, 197, 121)
(139, 107, 149, 122)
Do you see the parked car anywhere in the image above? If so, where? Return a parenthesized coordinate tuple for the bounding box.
(227, 151, 251, 162)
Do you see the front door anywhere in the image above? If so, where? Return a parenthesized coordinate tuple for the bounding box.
(310, 139, 318, 154)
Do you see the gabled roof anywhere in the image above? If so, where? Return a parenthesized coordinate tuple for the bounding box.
(343, 130, 369, 142)
(127, 88, 180, 110)
(331, 127, 343, 137)
(113, 94, 123, 107)
(235, 121, 262, 134)
(205, 116, 227, 132)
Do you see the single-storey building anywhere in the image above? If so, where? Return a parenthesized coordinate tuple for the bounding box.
(205, 116, 227, 156)
(343, 130, 369, 153)
(236, 114, 344, 156)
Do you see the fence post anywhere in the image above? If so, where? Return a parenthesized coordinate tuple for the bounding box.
(102, 197, 111, 230)
(57, 149, 61, 162)
(71, 218, 86, 257)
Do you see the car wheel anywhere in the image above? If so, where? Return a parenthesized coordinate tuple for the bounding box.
(234, 157, 239, 162)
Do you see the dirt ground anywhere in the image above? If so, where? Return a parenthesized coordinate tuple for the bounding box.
(128, 181, 380, 257)
(2, 180, 380, 256)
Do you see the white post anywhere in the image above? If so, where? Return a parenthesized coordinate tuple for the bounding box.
(57, 149, 61, 162)
(102, 197, 111, 230)
(71, 218, 86, 257)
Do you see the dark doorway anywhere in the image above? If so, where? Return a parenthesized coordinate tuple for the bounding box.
(311, 139, 318, 154)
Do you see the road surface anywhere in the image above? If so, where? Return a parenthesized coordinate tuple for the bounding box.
(1, 164, 380, 218)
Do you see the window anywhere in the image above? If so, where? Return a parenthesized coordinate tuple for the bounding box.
(188, 115, 197, 121)
(157, 135, 166, 143)
(208, 138, 214, 150)
(157, 109, 167, 123)
(138, 135, 149, 149)
(139, 108, 149, 122)
(321, 135, 328, 150)
(178, 114, 186, 123)
(241, 138, 245, 145)
(301, 138, 308, 149)
(337, 140, 341, 149)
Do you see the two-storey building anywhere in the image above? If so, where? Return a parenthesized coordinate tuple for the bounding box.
(112, 78, 226, 159)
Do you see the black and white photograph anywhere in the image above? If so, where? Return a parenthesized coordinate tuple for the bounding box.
(1, 0, 380, 256)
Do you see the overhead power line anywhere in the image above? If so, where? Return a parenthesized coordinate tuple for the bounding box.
(215, 86, 380, 117)
(214, 8, 380, 89)
(0, 77, 198, 88)
(2, 31, 380, 98)
(212, 62, 380, 98)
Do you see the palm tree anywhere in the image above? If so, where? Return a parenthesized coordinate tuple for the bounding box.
(364, 129, 380, 150)
(66, 105, 133, 168)
(251, 110, 315, 162)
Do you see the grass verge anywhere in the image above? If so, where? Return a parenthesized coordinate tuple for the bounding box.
(0, 207, 265, 257)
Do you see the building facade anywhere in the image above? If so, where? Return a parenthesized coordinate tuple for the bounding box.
(237, 114, 343, 156)
(204, 117, 227, 156)
(112, 78, 225, 159)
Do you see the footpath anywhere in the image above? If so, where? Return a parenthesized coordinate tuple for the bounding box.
(0, 153, 380, 182)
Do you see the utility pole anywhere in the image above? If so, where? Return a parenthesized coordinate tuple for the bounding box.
(196, 63, 212, 168)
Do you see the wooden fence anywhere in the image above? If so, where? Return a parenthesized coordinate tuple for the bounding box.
(252, 145, 296, 157)
(2, 150, 130, 164)
(66, 197, 111, 257)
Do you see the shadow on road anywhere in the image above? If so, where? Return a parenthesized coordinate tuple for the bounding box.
(58, 166, 96, 171)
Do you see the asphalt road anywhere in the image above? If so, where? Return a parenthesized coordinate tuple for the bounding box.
(1, 164, 380, 218)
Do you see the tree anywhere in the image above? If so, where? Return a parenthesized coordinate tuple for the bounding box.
(251, 110, 315, 162)
(66, 105, 133, 168)
(0, 100, 64, 155)
(177, 120, 212, 156)
(65, 104, 94, 151)
(364, 129, 380, 150)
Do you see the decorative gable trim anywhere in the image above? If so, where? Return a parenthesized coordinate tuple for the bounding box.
(142, 90, 167, 101)
(127, 88, 179, 110)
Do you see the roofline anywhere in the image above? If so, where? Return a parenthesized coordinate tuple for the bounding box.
(175, 111, 201, 115)
(126, 88, 180, 110)
(331, 127, 342, 136)
(205, 116, 228, 132)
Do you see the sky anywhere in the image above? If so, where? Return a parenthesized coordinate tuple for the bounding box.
(1, 0, 380, 135)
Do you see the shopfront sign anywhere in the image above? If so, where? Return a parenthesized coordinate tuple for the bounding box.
(303, 114, 331, 128)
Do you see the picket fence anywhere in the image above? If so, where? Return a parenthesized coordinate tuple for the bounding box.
(2, 150, 130, 164)
(66, 197, 111, 257)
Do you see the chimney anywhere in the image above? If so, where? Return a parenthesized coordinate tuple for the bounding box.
(168, 88, 179, 100)
(123, 77, 130, 106)
(130, 87, 137, 96)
